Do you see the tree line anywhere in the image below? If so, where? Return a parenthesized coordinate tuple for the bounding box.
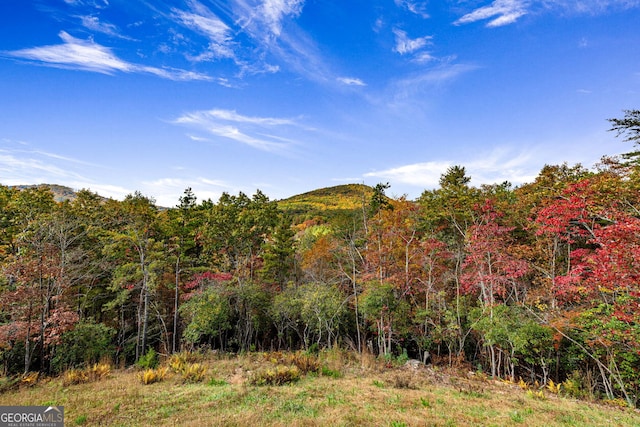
(1, 111, 640, 406)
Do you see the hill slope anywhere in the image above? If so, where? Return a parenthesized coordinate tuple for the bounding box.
(2, 352, 638, 426)
(12, 184, 79, 203)
(278, 183, 373, 222)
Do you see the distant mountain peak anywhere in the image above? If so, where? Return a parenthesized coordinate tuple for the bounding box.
(12, 184, 78, 203)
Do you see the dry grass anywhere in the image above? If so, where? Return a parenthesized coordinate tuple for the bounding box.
(1, 351, 639, 426)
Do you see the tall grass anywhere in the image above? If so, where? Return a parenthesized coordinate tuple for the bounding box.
(0, 351, 638, 426)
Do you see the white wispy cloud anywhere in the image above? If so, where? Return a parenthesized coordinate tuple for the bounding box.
(543, 0, 640, 14)
(413, 52, 436, 63)
(337, 77, 366, 86)
(4, 31, 211, 81)
(0, 153, 81, 184)
(69, 183, 131, 201)
(173, 108, 303, 152)
(394, 0, 430, 18)
(364, 161, 452, 188)
(455, 0, 529, 27)
(63, 0, 108, 8)
(78, 15, 134, 40)
(0, 141, 236, 205)
(233, 0, 305, 40)
(393, 29, 433, 55)
(141, 177, 234, 206)
(0, 145, 94, 188)
(260, 0, 305, 36)
(364, 147, 539, 189)
(172, 0, 235, 60)
(454, 1, 640, 28)
(229, 0, 340, 82)
(198, 109, 297, 126)
(389, 62, 479, 104)
(31, 149, 98, 166)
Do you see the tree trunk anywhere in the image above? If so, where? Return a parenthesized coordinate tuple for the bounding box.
(173, 256, 180, 354)
(141, 280, 149, 356)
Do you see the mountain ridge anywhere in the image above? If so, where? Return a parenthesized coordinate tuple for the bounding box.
(9, 183, 376, 215)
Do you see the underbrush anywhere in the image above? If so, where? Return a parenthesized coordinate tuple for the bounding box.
(250, 365, 301, 386)
(138, 366, 168, 385)
(63, 363, 111, 386)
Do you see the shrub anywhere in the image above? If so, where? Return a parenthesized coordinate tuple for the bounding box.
(250, 365, 300, 386)
(20, 372, 39, 387)
(546, 379, 561, 394)
(283, 352, 321, 374)
(561, 371, 589, 399)
(89, 363, 111, 381)
(50, 321, 115, 375)
(62, 363, 111, 386)
(139, 367, 168, 385)
(168, 353, 187, 373)
(181, 363, 206, 383)
(136, 348, 159, 370)
(63, 369, 89, 386)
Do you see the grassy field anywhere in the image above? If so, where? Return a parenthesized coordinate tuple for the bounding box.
(2, 351, 639, 426)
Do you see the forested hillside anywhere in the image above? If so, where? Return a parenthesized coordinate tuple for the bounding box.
(2, 112, 640, 407)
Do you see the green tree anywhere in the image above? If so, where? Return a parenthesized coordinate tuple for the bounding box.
(360, 281, 410, 356)
(260, 213, 296, 287)
(180, 282, 232, 349)
(103, 192, 163, 362)
(298, 282, 349, 349)
(163, 187, 202, 353)
(609, 109, 640, 163)
(200, 190, 278, 279)
(50, 320, 115, 373)
(417, 166, 480, 357)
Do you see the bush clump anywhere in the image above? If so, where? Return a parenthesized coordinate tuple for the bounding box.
(50, 321, 115, 375)
(136, 348, 159, 370)
(62, 363, 111, 386)
(138, 367, 168, 385)
(250, 365, 301, 386)
(282, 351, 321, 375)
(181, 363, 206, 383)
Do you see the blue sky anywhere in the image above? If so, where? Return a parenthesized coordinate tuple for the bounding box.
(1, 0, 639, 206)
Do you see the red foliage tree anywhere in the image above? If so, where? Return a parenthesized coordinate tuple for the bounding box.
(460, 200, 529, 309)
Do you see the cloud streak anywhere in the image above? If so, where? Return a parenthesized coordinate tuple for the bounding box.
(172, 0, 235, 60)
(455, 0, 529, 27)
(393, 29, 432, 55)
(454, 0, 640, 28)
(337, 76, 366, 86)
(3, 31, 211, 81)
(0, 144, 95, 189)
(394, 0, 430, 18)
(78, 15, 134, 40)
(364, 147, 539, 189)
(173, 108, 304, 152)
(259, 0, 305, 37)
(388, 62, 479, 105)
(141, 176, 234, 207)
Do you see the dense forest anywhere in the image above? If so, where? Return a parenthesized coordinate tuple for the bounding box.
(2, 111, 640, 407)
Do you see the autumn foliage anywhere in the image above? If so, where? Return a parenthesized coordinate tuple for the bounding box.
(2, 153, 640, 406)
